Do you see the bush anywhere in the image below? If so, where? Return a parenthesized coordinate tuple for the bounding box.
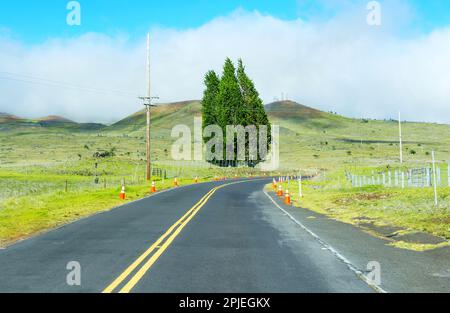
(93, 147, 116, 158)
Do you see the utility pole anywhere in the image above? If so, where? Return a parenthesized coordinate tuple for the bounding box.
(139, 33, 159, 181)
(398, 111, 403, 164)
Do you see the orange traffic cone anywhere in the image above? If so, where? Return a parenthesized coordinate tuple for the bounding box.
(284, 190, 291, 205)
(150, 181, 156, 193)
(273, 178, 277, 191)
(119, 185, 126, 200)
(194, 176, 198, 183)
(277, 185, 283, 197)
(173, 177, 179, 187)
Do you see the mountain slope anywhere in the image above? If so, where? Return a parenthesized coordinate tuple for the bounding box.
(0, 113, 105, 131)
(2, 100, 449, 169)
(106, 100, 202, 133)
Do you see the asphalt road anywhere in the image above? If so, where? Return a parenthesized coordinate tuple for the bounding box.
(0, 179, 374, 293)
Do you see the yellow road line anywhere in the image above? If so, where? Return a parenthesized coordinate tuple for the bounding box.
(103, 179, 257, 293)
(102, 188, 216, 293)
(118, 187, 218, 293)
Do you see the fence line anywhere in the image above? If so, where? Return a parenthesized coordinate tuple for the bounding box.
(345, 161, 449, 190)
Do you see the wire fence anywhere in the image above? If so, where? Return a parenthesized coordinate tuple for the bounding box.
(0, 160, 270, 203)
(345, 161, 450, 189)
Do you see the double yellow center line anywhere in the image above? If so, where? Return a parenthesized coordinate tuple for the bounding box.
(103, 180, 246, 293)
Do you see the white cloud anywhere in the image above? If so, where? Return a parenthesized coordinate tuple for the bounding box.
(1, 6, 450, 124)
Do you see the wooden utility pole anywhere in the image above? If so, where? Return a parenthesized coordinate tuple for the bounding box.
(140, 33, 158, 181)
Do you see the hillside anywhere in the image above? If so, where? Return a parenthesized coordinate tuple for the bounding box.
(0, 113, 105, 132)
(100, 99, 450, 169)
(108, 100, 202, 133)
(1, 100, 450, 170)
(266, 101, 450, 169)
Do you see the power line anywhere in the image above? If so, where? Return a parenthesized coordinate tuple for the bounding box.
(0, 71, 139, 97)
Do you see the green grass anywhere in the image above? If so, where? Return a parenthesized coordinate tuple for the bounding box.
(271, 169, 450, 244)
(1, 99, 449, 247)
(0, 176, 213, 247)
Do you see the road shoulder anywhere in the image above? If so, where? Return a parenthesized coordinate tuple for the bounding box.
(265, 191, 450, 293)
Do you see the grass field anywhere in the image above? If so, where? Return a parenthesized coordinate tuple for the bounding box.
(1, 100, 449, 246)
(269, 168, 449, 251)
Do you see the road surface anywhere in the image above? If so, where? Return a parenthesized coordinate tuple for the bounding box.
(0, 178, 378, 293)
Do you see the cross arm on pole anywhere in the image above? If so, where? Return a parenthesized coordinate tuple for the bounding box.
(139, 96, 159, 107)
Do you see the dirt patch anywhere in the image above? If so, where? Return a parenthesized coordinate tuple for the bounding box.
(392, 232, 448, 245)
(359, 222, 404, 237)
(353, 216, 375, 223)
(428, 216, 450, 225)
(358, 221, 448, 246)
(334, 192, 391, 204)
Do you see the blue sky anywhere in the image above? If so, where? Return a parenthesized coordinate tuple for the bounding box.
(1, 0, 450, 42)
(1, 1, 450, 123)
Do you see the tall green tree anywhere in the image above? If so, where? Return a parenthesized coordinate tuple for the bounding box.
(216, 58, 244, 128)
(201, 70, 220, 132)
(237, 59, 271, 161)
(201, 58, 272, 166)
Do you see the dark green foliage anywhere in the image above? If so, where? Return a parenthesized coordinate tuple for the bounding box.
(202, 70, 220, 129)
(237, 59, 271, 158)
(217, 58, 244, 127)
(201, 58, 272, 167)
(93, 147, 116, 158)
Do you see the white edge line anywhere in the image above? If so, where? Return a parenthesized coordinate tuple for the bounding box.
(263, 190, 388, 294)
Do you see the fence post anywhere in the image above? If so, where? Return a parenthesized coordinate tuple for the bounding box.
(437, 166, 441, 186)
(401, 172, 405, 189)
(448, 160, 450, 187)
(432, 151, 438, 207)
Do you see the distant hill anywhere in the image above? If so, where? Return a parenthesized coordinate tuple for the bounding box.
(37, 115, 75, 123)
(0, 113, 22, 124)
(0, 100, 341, 133)
(0, 113, 105, 131)
(266, 100, 325, 119)
(107, 100, 202, 133)
(1, 100, 450, 169)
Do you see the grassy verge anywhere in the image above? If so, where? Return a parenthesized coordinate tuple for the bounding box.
(0, 177, 204, 247)
(269, 169, 450, 250)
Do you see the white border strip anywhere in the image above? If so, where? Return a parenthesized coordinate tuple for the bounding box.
(263, 190, 387, 294)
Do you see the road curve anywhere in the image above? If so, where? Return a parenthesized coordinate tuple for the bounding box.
(0, 179, 372, 293)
